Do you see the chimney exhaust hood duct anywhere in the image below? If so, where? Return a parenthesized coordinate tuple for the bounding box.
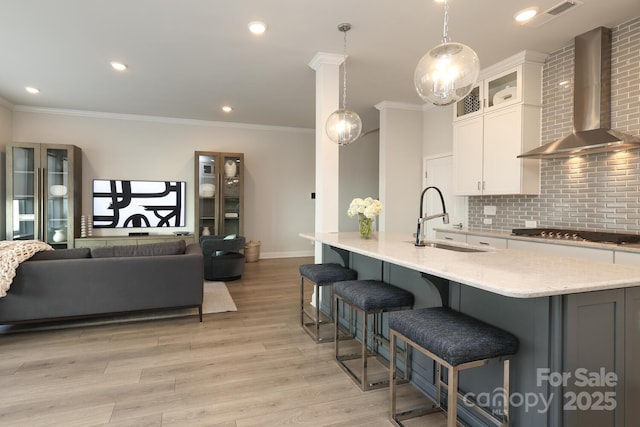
(518, 27, 640, 159)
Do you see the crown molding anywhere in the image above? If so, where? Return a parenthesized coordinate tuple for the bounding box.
(478, 50, 548, 81)
(308, 52, 344, 70)
(12, 105, 314, 134)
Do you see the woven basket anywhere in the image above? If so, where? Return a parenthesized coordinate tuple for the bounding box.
(245, 240, 261, 262)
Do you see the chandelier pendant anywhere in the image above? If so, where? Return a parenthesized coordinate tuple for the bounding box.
(414, 0, 480, 106)
(325, 23, 363, 146)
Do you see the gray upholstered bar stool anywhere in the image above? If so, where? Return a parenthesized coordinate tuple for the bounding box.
(334, 279, 415, 391)
(389, 307, 519, 427)
(299, 263, 357, 343)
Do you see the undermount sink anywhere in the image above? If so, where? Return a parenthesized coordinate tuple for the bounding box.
(411, 241, 487, 253)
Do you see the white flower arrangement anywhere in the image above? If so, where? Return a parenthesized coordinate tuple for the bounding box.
(347, 197, 383, 219)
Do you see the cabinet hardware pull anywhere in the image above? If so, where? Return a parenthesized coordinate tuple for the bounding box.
(479, 241, 490, 245)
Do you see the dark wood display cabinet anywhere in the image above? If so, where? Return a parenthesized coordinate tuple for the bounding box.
(194, 151, 244, 240)
(5, 142, 82, 248)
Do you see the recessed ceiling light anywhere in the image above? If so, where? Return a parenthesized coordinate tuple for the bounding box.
(110, 61, 128, 71)
(222, 105, 233, 113)
(248, 21, 267, 35)
(515, 7, 538, 23)
(25, 86, 40, 94)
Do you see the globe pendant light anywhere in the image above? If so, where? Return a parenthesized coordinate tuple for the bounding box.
(414, 0, 480, 106)
(325, 23, 362, 146)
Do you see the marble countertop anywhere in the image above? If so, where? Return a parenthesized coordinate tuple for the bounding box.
(300, 231, 640, 299)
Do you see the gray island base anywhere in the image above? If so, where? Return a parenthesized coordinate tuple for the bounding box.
(300, 231, 640, 427)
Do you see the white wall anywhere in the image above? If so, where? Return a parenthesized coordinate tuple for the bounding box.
(377, 103, 423, 234)
(339, 130, 380, 231)
(423, 105, 453, 155)
(10, 108, 316, 258)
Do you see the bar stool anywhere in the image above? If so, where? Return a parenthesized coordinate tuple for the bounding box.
(334, 279, 415, 391)
(389, 307, 519, 427)
(299, 263, 357, 343)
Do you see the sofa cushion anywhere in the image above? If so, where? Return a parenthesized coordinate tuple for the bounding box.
(29, 247, 92, 260)
(91, 240, 186, 258)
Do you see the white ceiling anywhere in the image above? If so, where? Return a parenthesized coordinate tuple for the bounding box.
(0, 0, 638, 132)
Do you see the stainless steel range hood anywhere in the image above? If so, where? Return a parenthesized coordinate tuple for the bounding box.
(518, 27, 640, 159)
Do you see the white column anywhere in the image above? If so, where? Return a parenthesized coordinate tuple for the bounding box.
(309, 53, 343, 261)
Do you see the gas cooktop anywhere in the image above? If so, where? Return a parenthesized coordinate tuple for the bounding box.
(511, 228, 640, 244)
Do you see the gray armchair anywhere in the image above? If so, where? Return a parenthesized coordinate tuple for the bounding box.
(200, 235, 246, 281)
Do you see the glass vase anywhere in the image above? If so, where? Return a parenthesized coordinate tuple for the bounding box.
(358, 214, 373, 239)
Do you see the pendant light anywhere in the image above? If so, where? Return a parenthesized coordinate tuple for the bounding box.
(414, 0, 480, 106)
(325, 23, 362, 146)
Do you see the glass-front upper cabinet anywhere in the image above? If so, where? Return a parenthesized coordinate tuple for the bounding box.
(485, 68, 520, 109)
(454, 67, 520, 121)
(194, 151, 243, 239)
(6, 143, 82, 248)
(454, 84, 483, 120)
(453, 51, 547, 121)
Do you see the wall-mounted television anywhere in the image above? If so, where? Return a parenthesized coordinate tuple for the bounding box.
(93, 180, 186, 228)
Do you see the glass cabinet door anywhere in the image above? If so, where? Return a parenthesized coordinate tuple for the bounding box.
(454, 84, 483, 120)
(485, 68, 520, 109)
(221, 154, 242, 236)
(197, 153, 219, 237)
(45, 148, 70, 245)
(9, 146, 37, 240)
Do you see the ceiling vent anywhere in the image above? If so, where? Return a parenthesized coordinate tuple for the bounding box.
(524, 0, 584, 28)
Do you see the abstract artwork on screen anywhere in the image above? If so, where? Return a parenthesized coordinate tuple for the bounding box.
(93, 180, 186, 228)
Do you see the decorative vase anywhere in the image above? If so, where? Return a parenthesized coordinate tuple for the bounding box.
(52, 229, 66, 243)
(49, 184, 67, 197)
(199, 183, 215, 197)
(202, 226, 211, 236)
(224, 159, 237, 178)
(358, 214, 373, 239)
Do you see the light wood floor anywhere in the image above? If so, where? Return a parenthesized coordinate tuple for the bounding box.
(0, 257, 446, 427)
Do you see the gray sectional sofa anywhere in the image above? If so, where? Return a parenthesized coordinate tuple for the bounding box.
(0, 240, 204, 325)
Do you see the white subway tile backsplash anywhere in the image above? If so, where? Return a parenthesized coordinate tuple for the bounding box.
(469, 18, 640, 233)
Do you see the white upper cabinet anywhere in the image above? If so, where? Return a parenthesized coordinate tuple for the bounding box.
(452, 50, 547, 196)
(453, 116, 484, 194)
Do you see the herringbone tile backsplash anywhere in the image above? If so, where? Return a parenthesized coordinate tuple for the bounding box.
(469, 17, 640, 233)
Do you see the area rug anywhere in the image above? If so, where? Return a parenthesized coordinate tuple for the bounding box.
(202, 280, 237, 313)
(0, 281, 236, 334)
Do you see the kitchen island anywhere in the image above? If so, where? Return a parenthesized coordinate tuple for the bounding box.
(300, 231, 640, 427)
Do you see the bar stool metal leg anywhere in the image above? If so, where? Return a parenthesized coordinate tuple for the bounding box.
(299, 263, 357, 343)
(335, 293, 412, 391)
